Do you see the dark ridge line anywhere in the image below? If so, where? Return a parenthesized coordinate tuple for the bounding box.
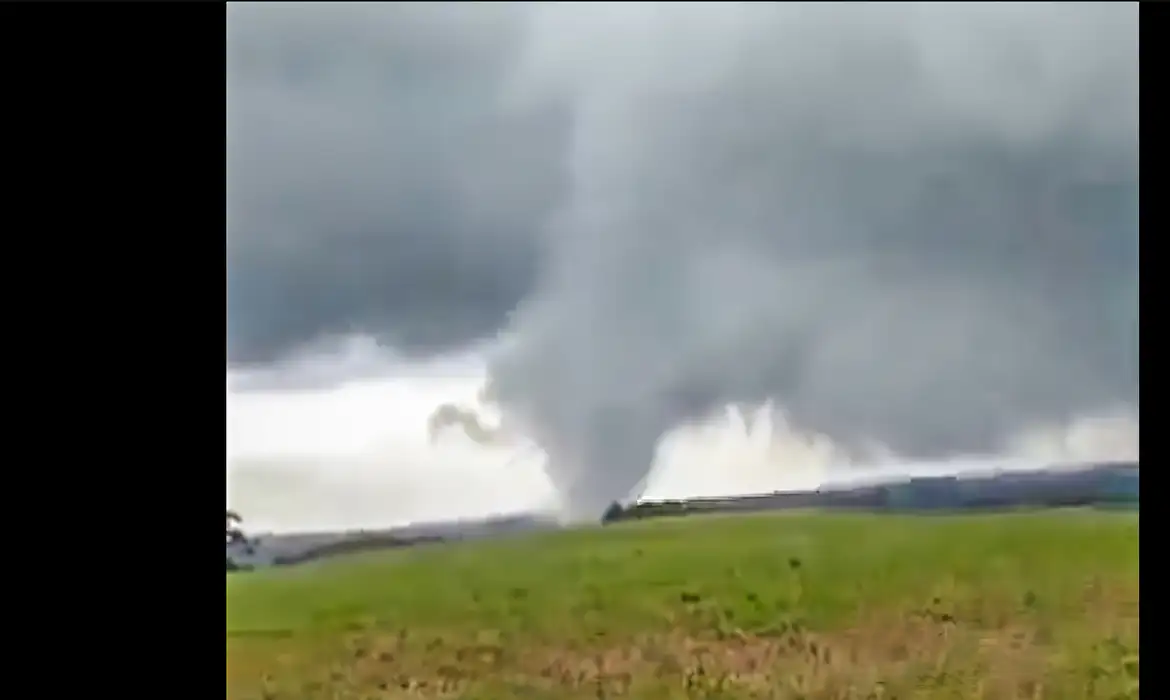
(273, 534, 446, 566)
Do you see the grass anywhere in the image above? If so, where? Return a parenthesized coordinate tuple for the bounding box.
(227, 510, 1138, 699)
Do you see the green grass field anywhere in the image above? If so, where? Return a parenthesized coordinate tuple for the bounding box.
(227, 511, 1138, 699)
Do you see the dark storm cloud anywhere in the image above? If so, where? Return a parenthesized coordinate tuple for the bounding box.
(227, 3, 560, 365)
(228, 3, 1138, 520)
(482, 2, 1138, 517)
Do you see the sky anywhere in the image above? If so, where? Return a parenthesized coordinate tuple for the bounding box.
(227, 338, 1138, 533)
(227, 2, 1138, 526)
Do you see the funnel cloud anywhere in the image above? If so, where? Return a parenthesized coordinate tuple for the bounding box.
(228, 3, 1138, 521)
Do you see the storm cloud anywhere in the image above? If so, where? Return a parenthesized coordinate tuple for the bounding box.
(228, 3, 1138, 520)
(227, 2, 559, 364)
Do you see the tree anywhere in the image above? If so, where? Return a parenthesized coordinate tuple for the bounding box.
(226, 509, 247, 545)
(226, 509, 257, 571)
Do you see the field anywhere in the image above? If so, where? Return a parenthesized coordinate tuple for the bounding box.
(227, 510, 1138, 699)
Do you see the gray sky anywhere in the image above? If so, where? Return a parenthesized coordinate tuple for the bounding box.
(228, 2, 559, 364)
(228, 2, 1138, 517)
